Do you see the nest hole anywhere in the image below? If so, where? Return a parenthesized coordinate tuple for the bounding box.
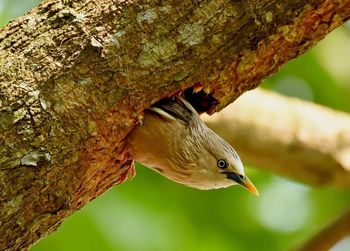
(182, 87, 218, 114)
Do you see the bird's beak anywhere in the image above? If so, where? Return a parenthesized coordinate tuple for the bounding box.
(223, 172, 259, 196)
(241, 177, 259, 196)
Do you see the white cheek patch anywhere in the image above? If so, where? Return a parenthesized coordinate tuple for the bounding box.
(233, 157, 245, 174)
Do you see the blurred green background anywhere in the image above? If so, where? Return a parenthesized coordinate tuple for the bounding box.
(1, 1, 350, 251)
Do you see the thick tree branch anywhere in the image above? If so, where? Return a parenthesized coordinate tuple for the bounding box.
(1, 0, 350, 250)
(204, 89, 350, 188)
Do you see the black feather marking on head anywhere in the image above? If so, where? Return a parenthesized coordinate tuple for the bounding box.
(175, 97, 194, 115)
(153, 97, 194, 123)
(160, 106, 188, 122)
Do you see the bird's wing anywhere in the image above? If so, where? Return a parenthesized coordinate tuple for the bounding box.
(150, 97, 197, 124)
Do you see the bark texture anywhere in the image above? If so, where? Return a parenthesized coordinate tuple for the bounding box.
(1, 0, 350, 250)
(204, 89, 350, 188)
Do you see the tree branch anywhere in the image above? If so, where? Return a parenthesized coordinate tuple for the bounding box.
(1, 0, 350, 250)
(296, 209, 350, 251)
(204, 89, 350, 188)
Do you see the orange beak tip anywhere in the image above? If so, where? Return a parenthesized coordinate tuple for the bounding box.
(244, 181, 259, 197)
(249, 187, 259, 197)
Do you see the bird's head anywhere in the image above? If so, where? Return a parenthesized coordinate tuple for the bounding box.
(188, 130, 258, 195)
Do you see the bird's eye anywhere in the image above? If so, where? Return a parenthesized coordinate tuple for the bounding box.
(217, 159, 227, 169)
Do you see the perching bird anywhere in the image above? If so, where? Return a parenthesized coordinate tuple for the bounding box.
(127, 96, 258, 195)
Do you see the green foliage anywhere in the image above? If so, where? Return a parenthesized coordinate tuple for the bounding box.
(1, 1, 349, 250)
(0, 0, 40, 26)
(30, 167, 350, 251)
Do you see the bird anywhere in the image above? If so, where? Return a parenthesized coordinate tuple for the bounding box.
(127, 96, 258, 195)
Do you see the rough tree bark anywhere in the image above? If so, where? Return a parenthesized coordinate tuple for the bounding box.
(204, 89, 350, 188)
(1, 0, 350, 250)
